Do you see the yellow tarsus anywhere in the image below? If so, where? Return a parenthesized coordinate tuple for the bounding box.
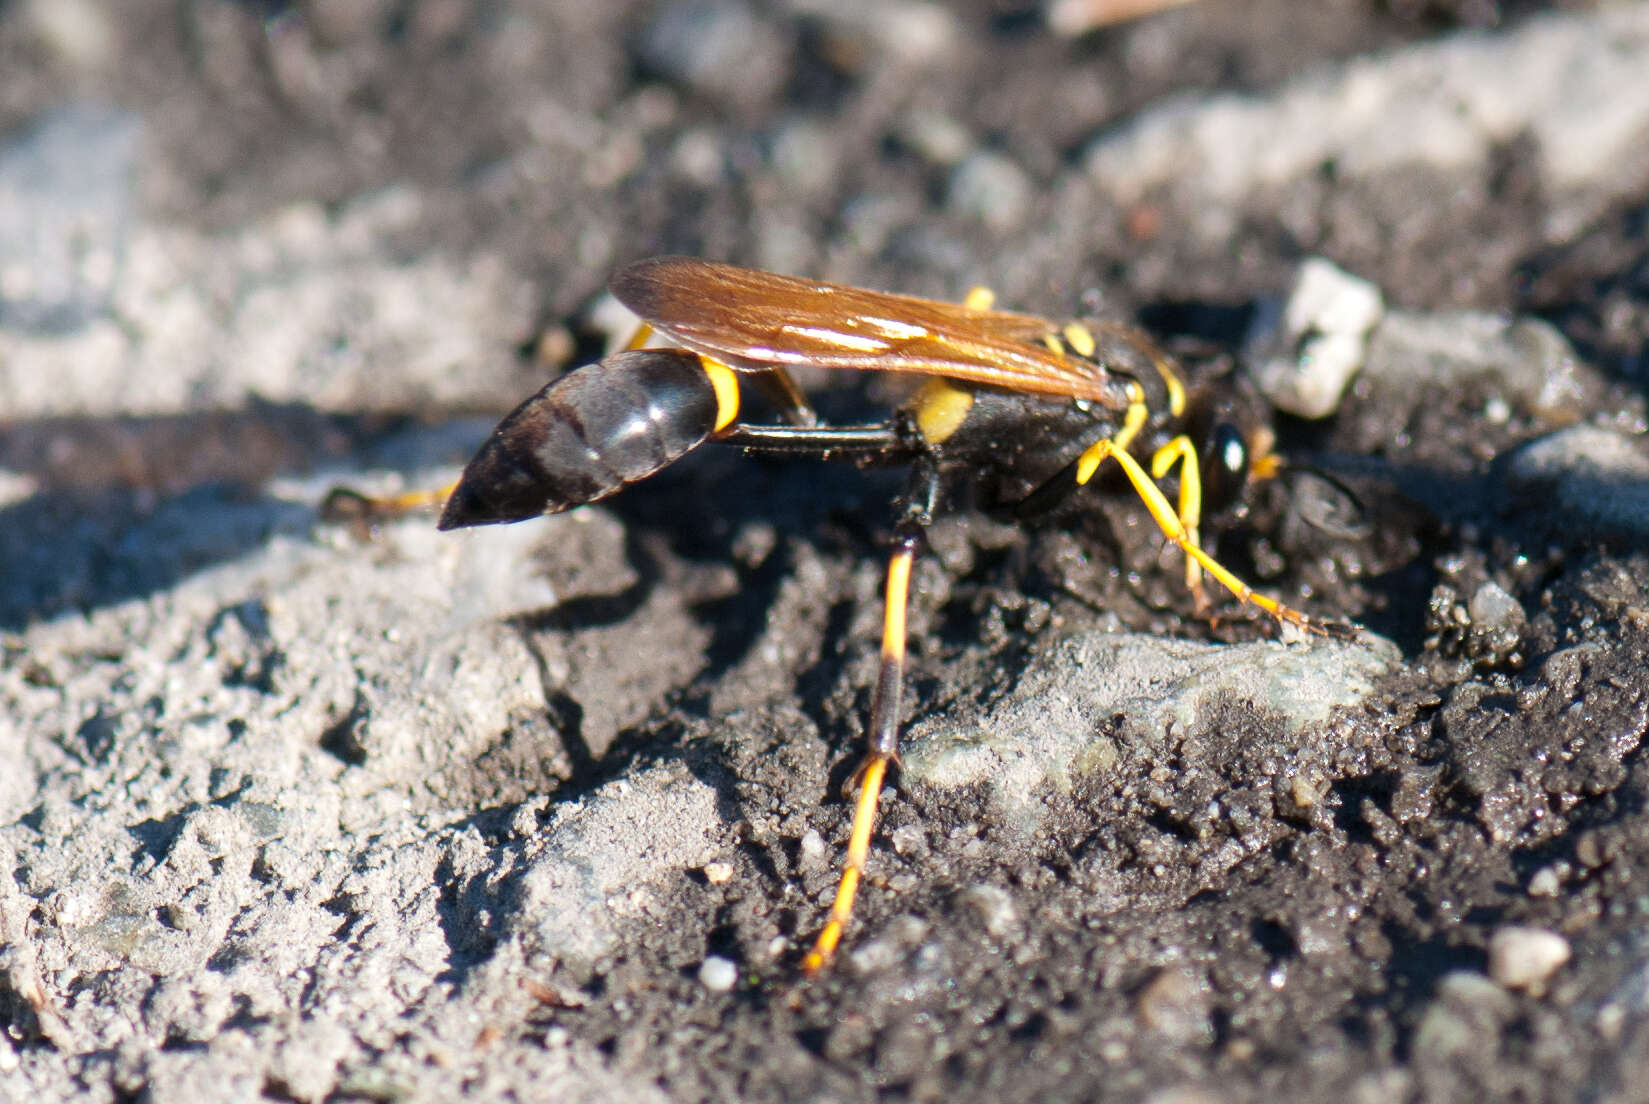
(323, 480, 459, 527)
(386, 481, 460, 515)
(1078, 433, 1318, 632)
(802, 755, 890, 976)
(803, 538, 915, 976)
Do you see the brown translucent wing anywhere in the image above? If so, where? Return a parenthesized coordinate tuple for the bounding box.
(610, 257, 1131, 408)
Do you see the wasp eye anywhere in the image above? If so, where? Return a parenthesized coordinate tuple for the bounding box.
(1202, 423, 1251, 513)
(1218, 426, 1247, 476)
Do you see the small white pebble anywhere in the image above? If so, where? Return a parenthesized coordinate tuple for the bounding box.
(1488, 925, 1570, 992)
(1598, 1001, 1626, 1042)
(1248, 258, 1384, 419)
(886, 872, 920, 893)
(848, 938, 898, 976)
(0, 469, 39, 510)
(799, 828, 827, 861)
(698, 955, 738, 993)
(959, 883, 1020, 938)
(1290, 770, 1326, 809)
(702, 861, 734, 885)
(1468, 582, 1522, 629)
(888, 824, 928, 856)
(1135, 968, 1212, 1043)
(880, 2, 959, 65)
(1527, 867, 1561, 898)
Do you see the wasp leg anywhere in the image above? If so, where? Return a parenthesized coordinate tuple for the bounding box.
(1074, 430, 1321, 633)
(719, 421, 911, 462)
(746, 367, 819, 428)
(801, 525, 919, 975)
(1149, 436, 1209, 615)
(320, 480, 459, 531)
(801, 745, 891, 975)
(803, 461, 939, 975)
(686, 414, 934, 972)
(620, 320, 656, 351)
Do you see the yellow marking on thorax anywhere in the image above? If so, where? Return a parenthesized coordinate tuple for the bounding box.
(701, 357, 741, 432)
(912, 378, 976, 444)
(963, 286, 996, 311)
(1155, 354, 1187, 418)
(1061, 322, 1096, 359)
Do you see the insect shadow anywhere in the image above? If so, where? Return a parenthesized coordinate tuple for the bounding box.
(0, 403, 393, 630)
(495, 440, 902, 791)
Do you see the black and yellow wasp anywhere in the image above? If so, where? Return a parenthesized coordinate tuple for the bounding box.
(408, 257, 1331, 974)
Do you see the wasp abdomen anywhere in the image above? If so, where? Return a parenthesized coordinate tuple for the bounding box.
(439, 348, 718, 529)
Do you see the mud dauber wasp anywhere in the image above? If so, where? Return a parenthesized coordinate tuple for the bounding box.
(332, 256, 1343, 974)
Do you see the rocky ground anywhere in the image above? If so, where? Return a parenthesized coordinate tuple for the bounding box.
(4, 1, 1649, 1101)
